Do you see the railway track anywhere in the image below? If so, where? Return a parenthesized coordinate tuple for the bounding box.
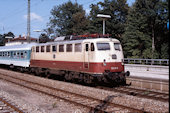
(97, 86, 169, 102)
(0, 71, 150, 112)
(0, 97, 24, 113)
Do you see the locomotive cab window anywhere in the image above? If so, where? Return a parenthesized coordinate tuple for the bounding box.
(114, 43, 121, 51)
(97, 43, 110, 50)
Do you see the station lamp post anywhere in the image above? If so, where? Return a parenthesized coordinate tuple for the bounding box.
(33, 30, 42, 43)
(97, 14, 111, 35)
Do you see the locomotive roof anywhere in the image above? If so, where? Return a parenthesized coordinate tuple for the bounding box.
(0, 43, 37, 52)
(35, 38, 120, 46)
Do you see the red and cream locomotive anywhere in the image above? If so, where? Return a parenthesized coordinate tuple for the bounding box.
(30, 34, 130, 85)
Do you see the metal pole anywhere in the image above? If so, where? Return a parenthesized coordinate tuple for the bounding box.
(103, 19, 105, 35)
(27, 0, 31, 43)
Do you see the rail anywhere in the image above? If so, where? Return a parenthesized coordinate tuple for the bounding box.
(124, 58, 169, 66)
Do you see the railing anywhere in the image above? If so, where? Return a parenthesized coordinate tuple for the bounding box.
(124, 58, 169, 66)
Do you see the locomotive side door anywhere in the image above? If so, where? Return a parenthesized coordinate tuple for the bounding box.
(84, 43, 90, 69)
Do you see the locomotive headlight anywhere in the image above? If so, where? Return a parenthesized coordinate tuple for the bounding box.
(103, 59, 106, 66)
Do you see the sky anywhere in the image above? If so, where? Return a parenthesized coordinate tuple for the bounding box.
(0, 0, 135, 38)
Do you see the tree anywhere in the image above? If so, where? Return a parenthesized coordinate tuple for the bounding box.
(47, 1, 89, 36)
(0, 34, 4, 46)
(39, 33, 50, 43)
(122, 0, 169, 59)
(88, 0, 129, 39)
(0, 32, 15, 46)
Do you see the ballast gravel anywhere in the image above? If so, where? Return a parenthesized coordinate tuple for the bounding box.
(0, 68, 169, 112)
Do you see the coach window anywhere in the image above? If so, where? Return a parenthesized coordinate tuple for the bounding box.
(17, 52, 20, 58)
(91, 43, 95, 51)
(66, 44, 72, 52)
(7, 52, 10, 57)
(21, 51, 24, 58)
(46, 45, 51, 52)
(24, 51, 27, 58)
(75, 43, 82, 52)
(0, 52, 2, 57)
(4, 52, 7, 57)
(59, 45, 64, 52)
(13, 52, 16, 58)
(36, 46, 39, 52)
(114, 43, 121, 51)
(41, 46, 45, 52)
(52, 45, 57, 52)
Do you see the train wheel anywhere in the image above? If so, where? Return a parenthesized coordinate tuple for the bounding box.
(19, 67, 25, 73)
(84, 74, 92, 85)
(78, 73, 83, 83)
(65, 72, 72, 81)
(44, 70, 51, 78)
(35, 68, 40, 76)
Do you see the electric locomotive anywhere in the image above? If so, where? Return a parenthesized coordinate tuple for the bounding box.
(30, 35, 130, 85)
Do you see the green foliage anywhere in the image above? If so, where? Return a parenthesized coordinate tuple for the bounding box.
(88, 0, 129, 39)
(39, 33, 50, 43)
(46, 0, 169, 59)
(48, 1, 89, 36)
(122, 0, 169, 59)
(0, 32, 15, 46)
(0, 34, 5, 46)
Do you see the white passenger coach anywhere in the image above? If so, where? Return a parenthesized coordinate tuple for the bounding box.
(0, 43, 37, 68)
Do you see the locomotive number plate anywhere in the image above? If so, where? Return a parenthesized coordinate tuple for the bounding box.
(111, 67, 118, 70)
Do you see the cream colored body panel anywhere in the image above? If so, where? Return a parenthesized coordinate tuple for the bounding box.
(31, 38, 124, 63)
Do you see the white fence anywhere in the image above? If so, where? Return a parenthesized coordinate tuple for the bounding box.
(124, 58, 169, 66)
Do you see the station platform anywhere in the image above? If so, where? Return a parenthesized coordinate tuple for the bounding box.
(124, 64, 169, 80)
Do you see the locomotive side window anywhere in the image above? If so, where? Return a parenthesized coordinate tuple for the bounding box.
(97, 43, 110, 50)
(66, 44, 72, 52)
(52, 45, 57, 52)
(114, 43, 121, 51)
(36, 46, 39, 52)
(75, 43, 82, 52)
(91, 43, 95, 51)
(41, 46, 45, 52)
(46, 45, 51, 52)
(85, 44, 89, 51)
(59, 45, 64, 52)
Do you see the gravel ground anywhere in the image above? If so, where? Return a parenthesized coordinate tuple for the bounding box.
(0, 68, 169, 112)
(0, 79, 88, 113)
